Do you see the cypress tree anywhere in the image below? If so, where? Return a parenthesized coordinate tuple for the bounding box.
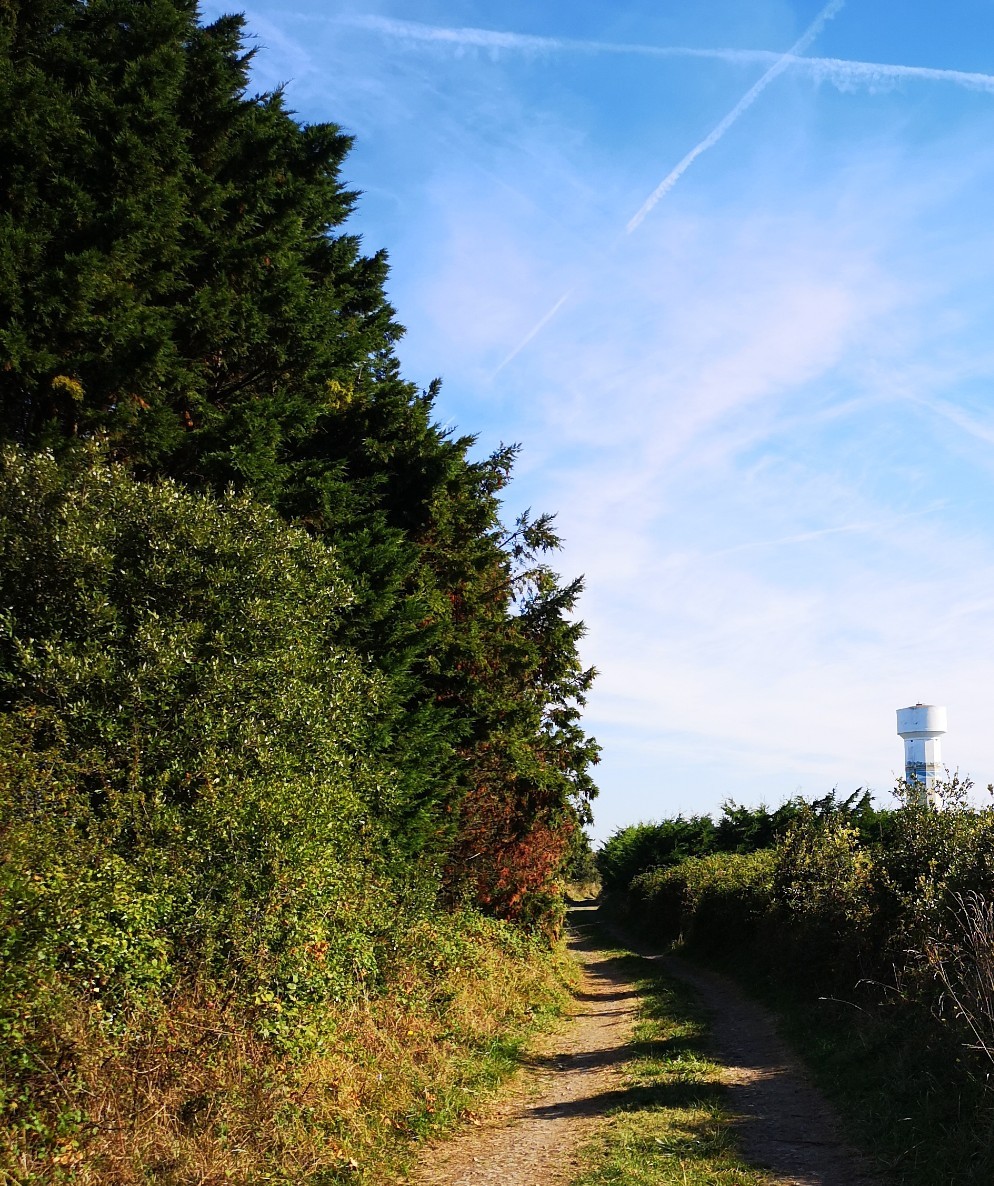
(0, 0, 599, 921)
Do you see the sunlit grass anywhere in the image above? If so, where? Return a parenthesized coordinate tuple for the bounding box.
(0, 916, 575, 1185)
(570, 951, 776, 1186)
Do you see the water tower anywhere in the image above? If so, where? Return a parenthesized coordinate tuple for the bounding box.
(896, 703, 946, 804)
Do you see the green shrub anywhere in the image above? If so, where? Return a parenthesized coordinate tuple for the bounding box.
(883, 796, 994, 952)
(769, 817, 881, 987)
(629, 850, 776, 953)
(0, 446, 407, 1026)
(597, 816, 718, 897)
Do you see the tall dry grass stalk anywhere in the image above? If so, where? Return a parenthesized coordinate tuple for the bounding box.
(925, 891, 994, 1068)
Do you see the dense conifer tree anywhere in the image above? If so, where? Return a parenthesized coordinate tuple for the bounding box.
(0, 0, 598, 919)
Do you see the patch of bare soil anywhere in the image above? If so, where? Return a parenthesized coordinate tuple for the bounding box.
(407, 905, 881, 1186)
(658, 953, 881, 1186)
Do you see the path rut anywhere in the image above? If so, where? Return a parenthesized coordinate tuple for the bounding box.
(406, 904, 880, 1186)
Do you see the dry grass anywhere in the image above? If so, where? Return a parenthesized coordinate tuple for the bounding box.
(1, 919, 573, 1185)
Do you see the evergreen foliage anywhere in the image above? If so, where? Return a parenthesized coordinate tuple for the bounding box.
(0, 0, 599, 922)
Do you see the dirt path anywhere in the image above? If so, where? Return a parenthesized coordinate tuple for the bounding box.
(407, 904, 879, 1186)
(657, 953, 879, 1186)
(408, 903, 640, 1185)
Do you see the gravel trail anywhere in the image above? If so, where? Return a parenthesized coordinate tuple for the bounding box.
(408, 904, 639, 1185)
(406, 904, 880, 1186)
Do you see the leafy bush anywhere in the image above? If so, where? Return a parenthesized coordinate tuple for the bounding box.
(0, 447, 587, 1178)
(628, 850, 776, 952)
(0, 447, 406, 1023)
(770, 817, 881, 987)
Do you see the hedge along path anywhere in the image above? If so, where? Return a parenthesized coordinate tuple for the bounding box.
(406, 903, 880, 1186)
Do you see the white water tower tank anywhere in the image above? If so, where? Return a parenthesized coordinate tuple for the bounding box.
(896, 704, 946, 800)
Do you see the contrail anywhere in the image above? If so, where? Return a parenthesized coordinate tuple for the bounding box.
(494, 290, 574, 374)
(352, 15, 782, 63)
(789, 54, 994, 94)
(360, 5, 994, 376)
(916, 397, 994, 446)
(705, 505, 945, 559)
(353, 14, 994, 96)
(627, 0, 846, 232)
(495, 1, 844, 374)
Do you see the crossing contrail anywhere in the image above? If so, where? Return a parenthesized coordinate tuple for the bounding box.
(494, 0, 845, 373)
(493, 291, 574, 374)
(358, 5, 994, 374)
(627, 0, 845, 231)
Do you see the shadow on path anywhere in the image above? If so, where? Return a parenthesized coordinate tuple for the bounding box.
(408, 903, 881, 1186)
(602, 915, 883, 1186)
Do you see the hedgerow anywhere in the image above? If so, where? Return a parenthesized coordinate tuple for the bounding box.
(608, 791, 994, 1184)
(0, 448, 576, 1180)
(0, 3, 601, 1175)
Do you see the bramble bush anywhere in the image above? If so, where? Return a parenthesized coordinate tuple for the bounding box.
(610, 791, 994, 1004)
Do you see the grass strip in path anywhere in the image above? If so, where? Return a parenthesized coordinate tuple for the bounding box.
(569, 941, 778, 1186)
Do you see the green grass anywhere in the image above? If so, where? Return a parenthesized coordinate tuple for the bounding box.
(569, 946, 776, 1186)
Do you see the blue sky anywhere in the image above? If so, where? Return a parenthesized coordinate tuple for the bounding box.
(201, 0, 994, 838)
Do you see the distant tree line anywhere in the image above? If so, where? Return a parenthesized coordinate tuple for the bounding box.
(596, 790, 886, 896)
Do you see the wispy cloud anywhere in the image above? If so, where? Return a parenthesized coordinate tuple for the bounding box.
(915, 398, 994, 446)
(351, 13, 994, 96)
(212, 6, 317, 84)
(234, 1, 994, 827)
